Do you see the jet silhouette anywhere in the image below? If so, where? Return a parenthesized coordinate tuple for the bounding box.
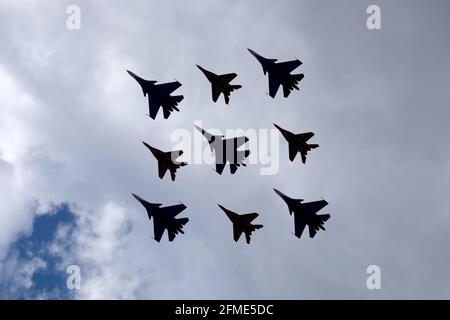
(248, 49, 304, 98)
(132, 193, 189, 242)
(273, 189, 330, 239)
(127, 70, 183, 119)
(274, 123, 319, 164)
(218, 205, 263, 244)
(196, 65, 242, 104)
(142, 141, 187, 181)
(194, 125, 250, 174)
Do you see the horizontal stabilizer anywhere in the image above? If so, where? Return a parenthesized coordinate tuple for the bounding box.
(177, 217, 189, 226)
(172, 95, 184, 103)
(293, 73, 304, 81)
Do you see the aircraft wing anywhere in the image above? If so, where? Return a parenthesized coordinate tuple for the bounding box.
(268, 73, 281, 98)
(230, 164, 243, 174)
(212, 84, 221, 102)
(283, 85, 293, 98)
(152, 216, 166, 242)
(301, 152, 307, 164)
(233, 224, 244, 242)
(277, 59, 302, 74)
(217, 73, 237, 83)
(223, 91, 230, 105)
(148, 96, 161, 119)
(289, 143, 299, 161)
(156, 81, 182, 95)
(169, 150, 183, 162)
(293, 212, 307, 238)
(158, 162, 168, 179)
(296, 132, 314, 141)
(168, 230, 177, 242)
(227, 136, 248, 149)
(308, 226, 317, 238)
(161, 204, 187, 218)
(301, 200, 328, 215)
(215, 162, 226, 174)
(240, 212, 258, 223)
(245, 232, 252, 244)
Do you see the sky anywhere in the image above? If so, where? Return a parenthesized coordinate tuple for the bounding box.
(0, 0, 450, 299)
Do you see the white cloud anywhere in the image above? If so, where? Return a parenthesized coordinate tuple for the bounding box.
(1, 0, 450, 299)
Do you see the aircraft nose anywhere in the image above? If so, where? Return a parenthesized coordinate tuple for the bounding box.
(247, 48, 258, 57)
(273, 123, 288, 136)
(143, 140, 161, 154)
(131, 193, 143, 202)
(194, 124, 205, 135)
(273, 188, 285, 199)
(127, 70, 139, 80)
(142, 141, 153, 150)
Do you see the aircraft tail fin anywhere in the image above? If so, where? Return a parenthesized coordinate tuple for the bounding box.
(309, 144, 319, 149)
(319, 214, 330, 222)
(230, 84, 242, 90)
(253, 224, 263, 230)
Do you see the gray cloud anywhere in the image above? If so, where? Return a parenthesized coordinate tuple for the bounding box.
(0, 0, 449, 298)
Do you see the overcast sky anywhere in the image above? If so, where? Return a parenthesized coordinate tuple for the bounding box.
(0, 0, 450, 299)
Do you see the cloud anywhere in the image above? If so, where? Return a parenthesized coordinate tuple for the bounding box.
(0, 0, 450, 299)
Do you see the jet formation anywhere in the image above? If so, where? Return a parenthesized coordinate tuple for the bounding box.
(128, 49, 331, 243)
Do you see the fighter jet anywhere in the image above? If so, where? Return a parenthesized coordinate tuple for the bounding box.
(196, 65, 242, 105)
(273, 189, 330, 239)
(142, 141, 187, 181)
(132, 193, 189, 242)
(218, 205, 263, 244)
(127, 70, 183, 119)
(194, 125, 250, 174)
(274, 123, 319, 164)
(247, 49, 304, 98)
